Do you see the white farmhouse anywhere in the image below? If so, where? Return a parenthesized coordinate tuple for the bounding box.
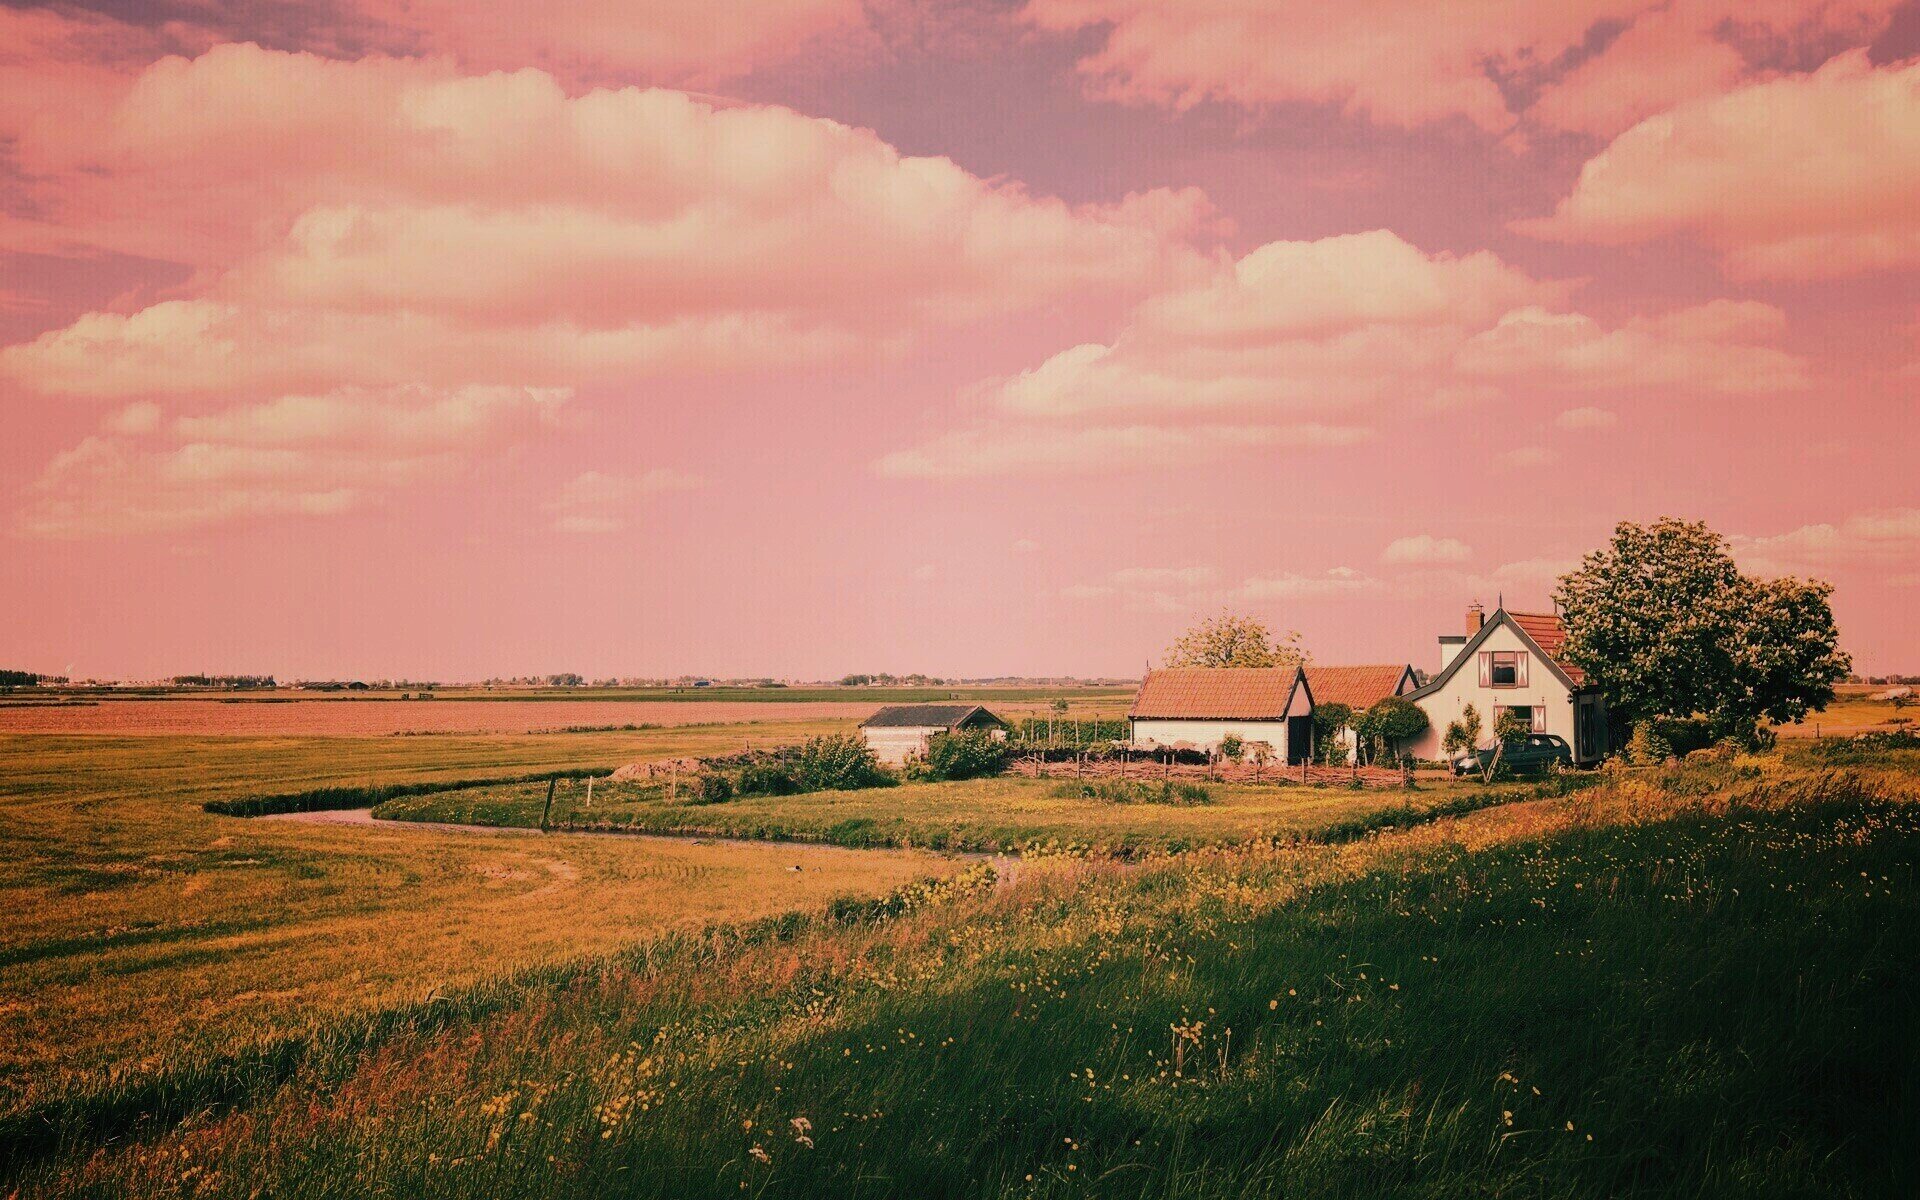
(1127, 667, 1315, 763)
(858, 704, 1008, 765)
(1405, 604, 1610, 765)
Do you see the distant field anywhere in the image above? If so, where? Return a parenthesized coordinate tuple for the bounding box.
(1771, 685, 1914, 737)
(379, 772, 1549, 854)
(0, 687, 1132, 736)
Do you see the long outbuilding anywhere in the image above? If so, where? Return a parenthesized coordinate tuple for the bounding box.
(858, 704, 1008, 765)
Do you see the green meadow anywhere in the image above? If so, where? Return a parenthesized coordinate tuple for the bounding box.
(2, 724, 1915, 1198)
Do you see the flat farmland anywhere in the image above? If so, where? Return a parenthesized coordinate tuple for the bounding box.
(0, 728, 959, 1117)
(0, 687, 1133, 736)
(0, 698, 884, 736)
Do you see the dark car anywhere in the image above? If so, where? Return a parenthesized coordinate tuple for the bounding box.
(1452, 733, 1574, 776)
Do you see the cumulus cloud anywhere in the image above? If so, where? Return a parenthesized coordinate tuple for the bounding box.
(542, 468, 703, 535)
(874, 422, 1369, 479)
(1556, 405, 1618, 430)
(1455, 302, 1806, 393)
(885, 230, 1805, 477)
(1224, 567, 1380, 602)
(1, 45, 1210, 400)
(1500, 446, 1558, 468)
(103, 401, 162, 436)
(3, 44, 1221, 532)
(1524, 52, 1920, 278)
(1732, 508, 1920, 577)
(1061, 563, 1377, 611)
(1022, 0, 1900, 135)
(1382, 535, 1473, 565)
(16, 385, 567, 538)
(353, 0, 870, 86)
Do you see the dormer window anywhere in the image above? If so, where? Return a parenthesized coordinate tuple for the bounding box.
(1479, 650, 1528, 689)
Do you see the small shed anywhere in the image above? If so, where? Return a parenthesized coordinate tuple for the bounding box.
(859, 704, 1008, 765)
(1128, 667, 1315, 764)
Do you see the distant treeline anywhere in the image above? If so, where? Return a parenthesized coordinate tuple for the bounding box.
(0, 670, 67, 687)
(171, 675, 276, 688)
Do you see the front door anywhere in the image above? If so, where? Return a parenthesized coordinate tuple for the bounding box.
(1286, 715, 1312, 764)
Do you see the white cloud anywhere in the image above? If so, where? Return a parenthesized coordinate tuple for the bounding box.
(1556, 405, 1618, 431)
(103, 401, 162, 435)
(888, 230, 1805, 479)
(17, 385, 567, 538)
(1523, 52, 1920, 279)
(1224, 567, 1380, 602)
(1500, 446, 1558, 468)
(1382, 535, 1472, 565)
(542, 468, 702, 534)
(1732, 508, 1920, 577)
(874, 422, 1368, 479)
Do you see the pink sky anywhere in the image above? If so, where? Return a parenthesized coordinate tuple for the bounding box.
(3, 0, 1917, 681)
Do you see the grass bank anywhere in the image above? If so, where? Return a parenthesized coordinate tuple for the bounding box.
(16, 763, 1917, 1198)
(374, 772, 1565, 855)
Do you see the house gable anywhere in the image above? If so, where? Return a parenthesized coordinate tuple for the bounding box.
(1406, 609, 1585, 700)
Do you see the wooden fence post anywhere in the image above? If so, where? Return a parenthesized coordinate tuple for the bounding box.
(539, 775, 556, 832)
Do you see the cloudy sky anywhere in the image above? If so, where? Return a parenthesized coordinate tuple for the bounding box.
(3, 0, 1917, 679)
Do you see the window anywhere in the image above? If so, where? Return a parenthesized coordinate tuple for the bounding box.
(1492, 705, 1547, 735)
(1478, 650, 1529, 688)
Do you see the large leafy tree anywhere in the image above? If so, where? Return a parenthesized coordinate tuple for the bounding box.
(1163, 612, 1308, 668)
(1555, 518, 1849, 735)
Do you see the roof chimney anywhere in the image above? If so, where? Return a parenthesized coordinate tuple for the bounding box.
(1466, 602, 1485, 636)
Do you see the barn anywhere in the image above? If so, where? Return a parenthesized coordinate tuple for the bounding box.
(858, 704, 1008, 765)
(1127, 667, 1315, 764)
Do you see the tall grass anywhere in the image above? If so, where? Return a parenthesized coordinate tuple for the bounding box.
(14, 767, 1919, 1198)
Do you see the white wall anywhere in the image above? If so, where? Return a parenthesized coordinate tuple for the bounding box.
(1130, 719, 1288, 757)
(861, 726, 940, 765)
(1409, 621, 1579, 762)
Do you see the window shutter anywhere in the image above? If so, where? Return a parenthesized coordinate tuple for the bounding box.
(1477, 652, 1491, 687)
(1515, 653, 1530, 687)
(1532, 707, 1547, 733)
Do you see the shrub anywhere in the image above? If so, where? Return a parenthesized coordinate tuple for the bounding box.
(1649, 715, 1716, 757)
(1218, 733, 1245, 762)
(1312, 702, 1353, 765)
(1049, 780, 1213, 806)
(1626, 722, 1672, 766)
(693, 773, 734, 805)
(917, 730, 1013, 782)
(735, 762, 799, 796)
(792, 734, 893, 792)
(1367, 697, 1429, 751)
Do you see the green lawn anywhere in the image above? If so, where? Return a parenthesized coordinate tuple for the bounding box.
(375, 771, 1556, 853)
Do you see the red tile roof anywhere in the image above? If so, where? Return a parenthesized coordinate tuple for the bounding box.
(1508, 611, 1586, 684)
(1129, 667, 1305, 720)
(1303, 664, 1414, 709)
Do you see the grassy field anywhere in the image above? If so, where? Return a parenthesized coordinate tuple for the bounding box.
(5, 749, 1914, 1197)
(0, 724, 947, 1117)
(1771, 683, 1915, 736)
(376, 772, 1564, 854)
